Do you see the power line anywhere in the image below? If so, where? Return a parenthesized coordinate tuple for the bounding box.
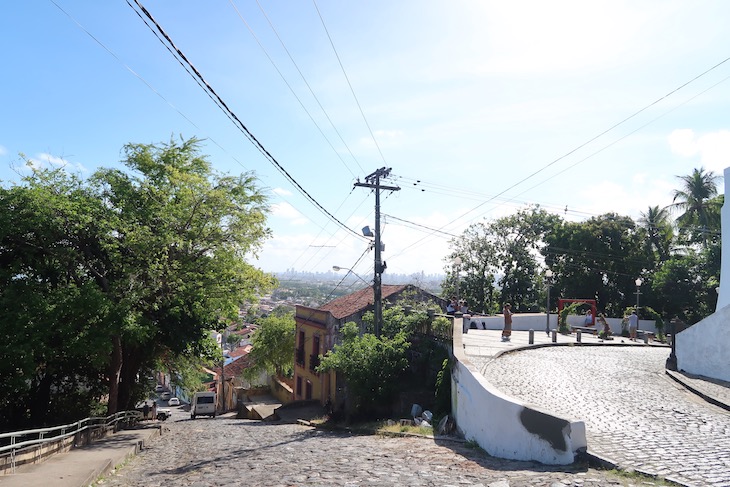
(312, 0, 388, 166)
(128, 0, 367, 242)
(228, 0, 365, 178)
(386, 56, 730, 257)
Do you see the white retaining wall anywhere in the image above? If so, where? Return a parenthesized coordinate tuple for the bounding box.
(452, 317, 587, 464)
(465, 313, 657, 334)
(676, 304, 730, 383)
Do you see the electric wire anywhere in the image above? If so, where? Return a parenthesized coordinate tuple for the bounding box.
(227, 0, 364, 178)
(312, 0, 389, 166)
(128, 0, 367, 242)
(50, 0, 253, 173)
(386, 57, 730, 261)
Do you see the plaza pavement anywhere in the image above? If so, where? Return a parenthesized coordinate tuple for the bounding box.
(462, 328, 730, 487)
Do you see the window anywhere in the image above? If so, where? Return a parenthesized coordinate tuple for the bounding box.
(296, 330, 306, 366)
(310, 335, 321, 372)
(305, 380, 312, 400)
(296, 377, 302, 398)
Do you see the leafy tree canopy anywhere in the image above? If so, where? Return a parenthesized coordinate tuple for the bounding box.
(244, 313, 296, 380)
(0, 137, 275, 428)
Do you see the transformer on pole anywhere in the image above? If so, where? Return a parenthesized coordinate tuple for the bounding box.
(354, 168, 400, 337)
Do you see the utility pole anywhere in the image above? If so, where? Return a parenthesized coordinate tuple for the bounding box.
(354, 167, 400, 337)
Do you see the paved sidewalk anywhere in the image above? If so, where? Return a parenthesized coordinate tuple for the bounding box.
(0, 425, 162, 487)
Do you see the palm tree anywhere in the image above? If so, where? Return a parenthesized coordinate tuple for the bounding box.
(639, 205, 673, 262)
(667, 167, 722, 247)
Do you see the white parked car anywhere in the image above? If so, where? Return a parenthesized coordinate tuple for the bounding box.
(156, 407, 172, 421)
(160, 391, 171, 400)
(168, 397, 180, 406)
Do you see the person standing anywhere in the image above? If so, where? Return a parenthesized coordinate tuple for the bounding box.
(502, 303, 513, 342)
(584, 309, 593, 327)
(628, 309, 639, 341)
(446, 297, 457, 315)
(597, 313, 612, 339)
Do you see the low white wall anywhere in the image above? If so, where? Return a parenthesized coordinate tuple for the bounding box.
(676, 305, 730, 382)
(465, 313, 657, 334)
(452, 317, 587, 464)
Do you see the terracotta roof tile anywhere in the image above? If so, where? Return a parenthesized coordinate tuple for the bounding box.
(320, 284, 408, 320)
(215, 351, 253, 378)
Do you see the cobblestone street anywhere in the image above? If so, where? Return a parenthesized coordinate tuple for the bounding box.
(97, 417, 634, 487)
(473, 345, 730, 487)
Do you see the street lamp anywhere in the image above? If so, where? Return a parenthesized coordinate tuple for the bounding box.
(332, 266, 371, 287)
(545, 269, 553, 335)
(635, 278, 642, 311)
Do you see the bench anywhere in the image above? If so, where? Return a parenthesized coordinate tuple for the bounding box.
(636, 330, 655, 341)
(570, 325, 597, 335)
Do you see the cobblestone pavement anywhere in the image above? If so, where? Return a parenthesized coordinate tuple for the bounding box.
(96, 415, 638, 487)
(472, 346, 730, 487)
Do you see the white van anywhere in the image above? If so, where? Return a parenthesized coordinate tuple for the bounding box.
(190, 391, 217, 419)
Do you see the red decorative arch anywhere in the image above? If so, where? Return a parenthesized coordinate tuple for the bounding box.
(557, 299, 597, 326)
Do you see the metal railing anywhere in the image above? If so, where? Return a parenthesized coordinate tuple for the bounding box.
(0, 410, 140, 474)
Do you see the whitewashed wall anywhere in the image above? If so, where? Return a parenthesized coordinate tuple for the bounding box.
(676, 305, 730, 383)
(452, 317, 587, 464)
(675, 165, 730, 381)
(464, 313, 656, 334)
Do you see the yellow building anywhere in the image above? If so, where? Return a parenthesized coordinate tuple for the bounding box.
(293, 284, 446, 411)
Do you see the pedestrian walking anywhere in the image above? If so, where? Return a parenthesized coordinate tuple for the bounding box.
(142, 402, 150, 420)
(502, 303, 512, 341)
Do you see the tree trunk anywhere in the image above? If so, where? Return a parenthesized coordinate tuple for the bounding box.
(29, 373, 53, 426)
(107, 335, 123, 414)
(118, 346, 143, 411)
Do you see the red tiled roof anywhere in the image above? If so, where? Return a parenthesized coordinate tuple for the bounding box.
(319, 284, 408, 320)
(229, 344, 252, 358)
(214, 351, 253, 379)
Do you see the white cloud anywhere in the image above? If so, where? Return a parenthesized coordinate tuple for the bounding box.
(27, 153, 87, 173)
(668, 129, 730, 173)
(668, 129, 699, 157)
(270, 201, 309, 225)
(0, 145, 7, 157)
(271, 187, 292, 196)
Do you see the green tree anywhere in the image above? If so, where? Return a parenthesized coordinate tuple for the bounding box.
(668, 167, 722, 247)
(318, 322, 409, 417)
(0, 137, 276, 426)
(492, 207, 561, 312)
(639, 205, 674, 264)
(244, 313, 296, 380)
(543, 213, 646, 317)
(0, 169, 116, 428)
(444, 222, 498, 314)
(445, 206, 559, 314)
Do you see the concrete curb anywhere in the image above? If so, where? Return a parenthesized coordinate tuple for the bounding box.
(665, 370, 730, 412)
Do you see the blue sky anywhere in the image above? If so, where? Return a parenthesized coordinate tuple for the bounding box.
(2, 1, 730, 278)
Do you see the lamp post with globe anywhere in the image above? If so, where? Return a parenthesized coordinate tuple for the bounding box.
(545, 269, 553, 335)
